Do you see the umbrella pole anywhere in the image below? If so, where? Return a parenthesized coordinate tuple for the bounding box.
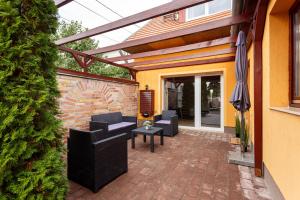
(241, 111, 245, 153)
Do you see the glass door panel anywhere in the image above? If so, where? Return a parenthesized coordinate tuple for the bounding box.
(201, 76, 221, 128)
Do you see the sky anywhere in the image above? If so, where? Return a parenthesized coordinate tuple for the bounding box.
(58, 0, 172, 48)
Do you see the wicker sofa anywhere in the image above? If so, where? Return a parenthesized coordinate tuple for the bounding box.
(154, 110, 178, 137)
(68, 129, 128, 192)
(90, 112, 137, 140)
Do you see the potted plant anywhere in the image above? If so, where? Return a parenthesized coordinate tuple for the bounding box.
(230, 114, 241, 145)
(143, 120, 152, 130)
(243, 124, 250, 152)
(235, 114, 241, 138)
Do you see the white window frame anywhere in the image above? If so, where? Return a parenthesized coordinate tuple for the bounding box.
(186, 0, 232, 22)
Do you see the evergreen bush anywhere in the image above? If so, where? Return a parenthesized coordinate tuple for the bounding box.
(0, 0, 68, 199)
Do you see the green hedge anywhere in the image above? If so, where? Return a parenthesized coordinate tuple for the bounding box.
(0, 0, 67, 199)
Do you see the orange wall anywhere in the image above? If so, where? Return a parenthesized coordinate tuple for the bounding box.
(136, 45, 237, 127)
(259, 0, 300, 199)
(247, 43, 255, 144)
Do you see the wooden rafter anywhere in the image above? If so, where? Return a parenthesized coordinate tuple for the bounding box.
(84, 15, 250, 55)
(107, 37, 236, 62)
(55, 0, 212, 45)
(119, 51, 136, 80)
(69, 52, 95, 72)
(134, 56, 235, 71)
(55, 0, 73, 8)
(125, 48, 236, 67)
(58, 46, 136, 71)
(57, 68, 138, 85)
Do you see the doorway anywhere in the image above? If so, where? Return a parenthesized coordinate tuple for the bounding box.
(195, 75, 224, 132)
(163, 74, 224, 131)
(164, 76, 195, 127)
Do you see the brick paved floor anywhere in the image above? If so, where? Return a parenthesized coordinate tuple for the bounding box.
(67, 129, 270, 200)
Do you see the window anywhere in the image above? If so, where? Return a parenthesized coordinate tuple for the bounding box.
(186, 0, 232, 21)
(208, 0, 232, 14)
(187, 4, 206, 20)
(292, 4, 300, 105)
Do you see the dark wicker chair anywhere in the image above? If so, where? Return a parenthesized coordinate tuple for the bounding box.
(68, 129, 128, 192)
(90, 112, 137, 140)
(154, 110, 178, 137)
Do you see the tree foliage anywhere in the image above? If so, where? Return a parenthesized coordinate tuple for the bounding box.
(55, 21, 131, 79)
(0, 0, 67, 199)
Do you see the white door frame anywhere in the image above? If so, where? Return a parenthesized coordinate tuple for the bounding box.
(162, 74, 224, 132)
(195, 74, 224, 132)
(162, 79, 168, 111)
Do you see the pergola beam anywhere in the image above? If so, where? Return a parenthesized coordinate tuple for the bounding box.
(107, 37, 236, 62)
(125, 48, 236, 67)
(55, 0, 73, 8)
(253, 0, 269, 177)
(85, 15, 250, 55)
(134, 56, 235, 71)
(58, 46, 136, 71)
(55, 0, 212, 45)
(57, 68, 138, 85)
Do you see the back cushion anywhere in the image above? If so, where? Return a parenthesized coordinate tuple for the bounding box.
(92, 112, 122, 124)
(162, 110, 176, 120)
(110, 112, 122, 124)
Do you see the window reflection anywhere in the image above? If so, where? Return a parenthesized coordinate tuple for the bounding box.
(186, 0, 232, 21)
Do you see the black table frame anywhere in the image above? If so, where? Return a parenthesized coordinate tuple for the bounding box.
(131, 127, 164, 152)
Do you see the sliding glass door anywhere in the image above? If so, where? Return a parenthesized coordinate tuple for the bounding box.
(163, 74, 224, 131)
(195, 75, 224, 131)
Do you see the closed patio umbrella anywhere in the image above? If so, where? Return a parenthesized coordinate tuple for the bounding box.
(230, 30, 251, 152)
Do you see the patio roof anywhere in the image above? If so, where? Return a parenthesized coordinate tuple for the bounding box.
(106, 37, 236, 62)
(55, 0, 253, 75)
(83, 15, 248, 55)
(55, 0, 213, 45)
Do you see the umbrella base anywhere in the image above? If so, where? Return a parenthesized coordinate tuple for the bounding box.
(228, 147, 254, 168)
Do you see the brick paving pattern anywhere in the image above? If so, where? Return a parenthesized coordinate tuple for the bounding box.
(67, 129, 271, 200)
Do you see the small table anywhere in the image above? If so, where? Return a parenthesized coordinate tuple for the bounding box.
(131, 127, 164, 153)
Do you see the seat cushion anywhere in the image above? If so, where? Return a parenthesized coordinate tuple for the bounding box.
(108, 122, 135, 131)
(155, 120, 171, 124)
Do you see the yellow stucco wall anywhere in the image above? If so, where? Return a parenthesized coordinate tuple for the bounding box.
(260, 0, 300, 199)
(247, 44, 255, 144)
(135, 45, 237, 127)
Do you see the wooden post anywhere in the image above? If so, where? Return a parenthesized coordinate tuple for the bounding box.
(252, 0, 269, 177)
(254, 40, 263, 176)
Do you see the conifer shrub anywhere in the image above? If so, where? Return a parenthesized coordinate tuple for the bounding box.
(0, 0, 68, 199)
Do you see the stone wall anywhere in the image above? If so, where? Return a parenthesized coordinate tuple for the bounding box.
(57, 74, 138, 131)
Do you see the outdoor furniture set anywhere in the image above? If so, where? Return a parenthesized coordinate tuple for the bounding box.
(67, 110, 178, 192)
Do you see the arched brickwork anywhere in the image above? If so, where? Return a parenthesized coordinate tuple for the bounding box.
(57, 74, 138, 131)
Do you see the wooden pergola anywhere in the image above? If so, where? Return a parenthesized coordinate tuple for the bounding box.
(54, 0, 268, 177)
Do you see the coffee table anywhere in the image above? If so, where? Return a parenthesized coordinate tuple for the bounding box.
(131, 127, 164, 152)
